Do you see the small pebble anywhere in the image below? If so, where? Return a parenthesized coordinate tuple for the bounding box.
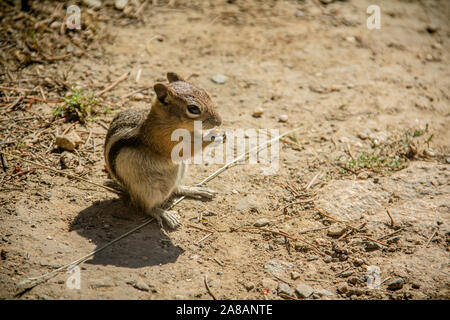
(244, 282, 255, 291)
(295, 10, 304, 17)
(291, 271, 301, 280)
(132, 93, 145, 101)
(55, 132, 82, 151)
(426, 24, 438, 33)
(337, 284, 348, 294)
(254, 218, 270, 227)
(431, 42, 442, 49)
(211, 74, 227, 84)
(316, 289, 334, 297)
(278, 283, 294, 297)
(327, 223, 347, 237)
(295, 284, 314, 298)
(353, 258, 364, 266)
(50, 21, 61, 29)
(279, 114, 288, 122)
(387, 278, 404, 291)
(252, 107, 264, 118)
(347, 276, 359, 285)
(114, 0, 128, 10)
(133, 280, 150, 292)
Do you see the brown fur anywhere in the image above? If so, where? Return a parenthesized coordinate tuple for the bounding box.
(104, 72, 222, 228)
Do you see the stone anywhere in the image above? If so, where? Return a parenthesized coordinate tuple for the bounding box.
(261, 278, 278, 292)
(50, 21, 61, 29)
(347, 276, 359, 285)
(244, 282, 255, 291)
(295, 284, 314, 298)
(114, 0, 128, 10)
(264, 260, 293, 275)
(279, 114, 288, 122)
(316, 289, 334, 297)
(426, 24, 438, 33)
(252, 107, 264, 118)
(327, 223, 347, 237)
(295, 10, 304, 17)
(277, 283, 294, 297)
(133, 280, 150, 292)
(387, 278, 404, 291)
(254, 218, 270, 227)
(211, 74, 227, 84)
(55, 132, 82, 151)
(132, 93, 145, 101)
(353, 258, 365, 266)
(337, 284, 348, 294)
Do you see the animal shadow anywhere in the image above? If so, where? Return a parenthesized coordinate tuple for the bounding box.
(69, 197, 184, 268)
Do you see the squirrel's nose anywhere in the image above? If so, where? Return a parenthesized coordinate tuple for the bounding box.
(214, 114, 222, 127)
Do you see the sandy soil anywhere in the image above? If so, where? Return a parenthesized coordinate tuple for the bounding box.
(0, 0, 449, 300)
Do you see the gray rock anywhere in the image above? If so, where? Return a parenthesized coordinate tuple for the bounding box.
(327, 223, 347, 237)
(278, 283, 294, 297)
(211, 74, 227, 84)
(295, 10, 304, 17)
(279, 114, 288, 123)
(114, 0, 128, 10)
(387, 278, 404, 291)
(295, 283, 314, 298)
(316, 288, 334, 297)
(133, 280, 150, 292)
(264, 260, 293, 275)
(365, 241, 382, 250)
(244, 282, 255, 291)
(254, 218, 270, 227)
(91, 280, 115, 289)
(261, 278, 278, 292)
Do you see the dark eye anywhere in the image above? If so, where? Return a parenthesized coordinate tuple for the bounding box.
(187, 105, 201, 115)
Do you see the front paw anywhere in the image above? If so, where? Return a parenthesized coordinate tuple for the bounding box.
(191, 186, 217, 199)
(178, 185, 217, 199)
(204, 129, 226, 144)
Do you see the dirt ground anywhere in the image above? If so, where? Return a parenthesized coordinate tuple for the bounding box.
(0, 0, 449, 300)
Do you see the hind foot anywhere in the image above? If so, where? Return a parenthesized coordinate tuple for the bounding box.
(153, 208, 181, 229)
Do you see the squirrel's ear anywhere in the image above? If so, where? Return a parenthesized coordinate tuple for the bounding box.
(154, 83, 169, 104)
(167, 72, 184, 83)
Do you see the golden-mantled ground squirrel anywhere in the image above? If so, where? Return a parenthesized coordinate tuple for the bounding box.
(104, 72, 223, 229)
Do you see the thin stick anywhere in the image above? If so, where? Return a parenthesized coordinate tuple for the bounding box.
(204, 275, 218, 300)
(186, 223, 215, 234)
(197, 232, 213, 244)
(305, 171, 323, 191)
(424, 229, 437, 248)
(385, 209, 395, 227)
(95, 72, 130, 97)
(377, 228, 404, 241)
(315, 207, 358, 231)
(0, 86, 35, 93)
(4, 153, 120, 194)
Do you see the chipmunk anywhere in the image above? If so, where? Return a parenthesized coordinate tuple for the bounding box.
(104, 72, 223, 229)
